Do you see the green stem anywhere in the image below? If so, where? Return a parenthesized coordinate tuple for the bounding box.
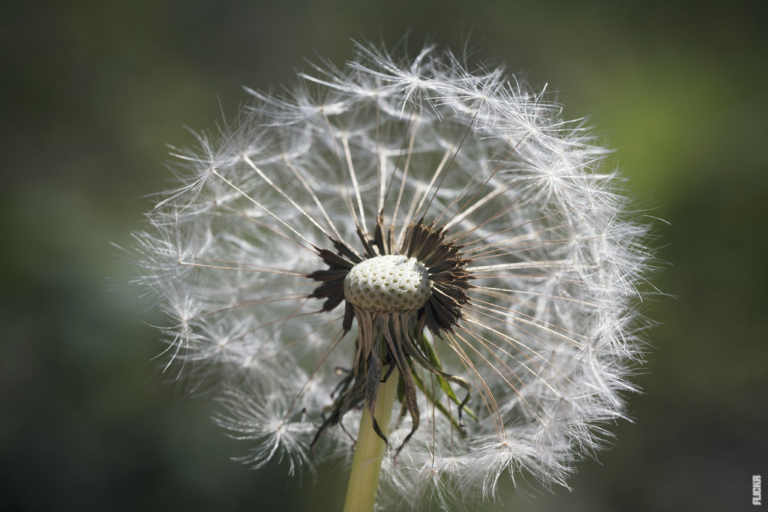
(343, 365, 400, 512)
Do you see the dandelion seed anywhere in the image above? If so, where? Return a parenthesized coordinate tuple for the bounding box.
(134, 41, 653, 510)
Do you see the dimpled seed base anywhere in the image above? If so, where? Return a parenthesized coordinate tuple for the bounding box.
(344, 255, 432, 313)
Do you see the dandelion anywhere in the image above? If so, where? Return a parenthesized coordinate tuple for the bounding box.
(134, 41, 652, 510)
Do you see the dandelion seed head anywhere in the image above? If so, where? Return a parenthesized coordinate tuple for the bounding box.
(135, 40, 655, 507)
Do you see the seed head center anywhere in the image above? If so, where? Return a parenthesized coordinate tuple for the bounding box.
(344, 255, 432, 313)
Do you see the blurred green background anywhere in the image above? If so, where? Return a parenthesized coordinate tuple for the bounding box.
(1, 1, 766, 510)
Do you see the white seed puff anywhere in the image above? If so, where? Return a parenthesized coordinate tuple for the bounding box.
(133, 41, 654, 508)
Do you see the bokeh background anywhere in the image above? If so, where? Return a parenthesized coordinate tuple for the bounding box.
(2, 1, 766, 511)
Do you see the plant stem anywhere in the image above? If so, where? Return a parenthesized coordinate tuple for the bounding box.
(342, 365, 400, 512)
